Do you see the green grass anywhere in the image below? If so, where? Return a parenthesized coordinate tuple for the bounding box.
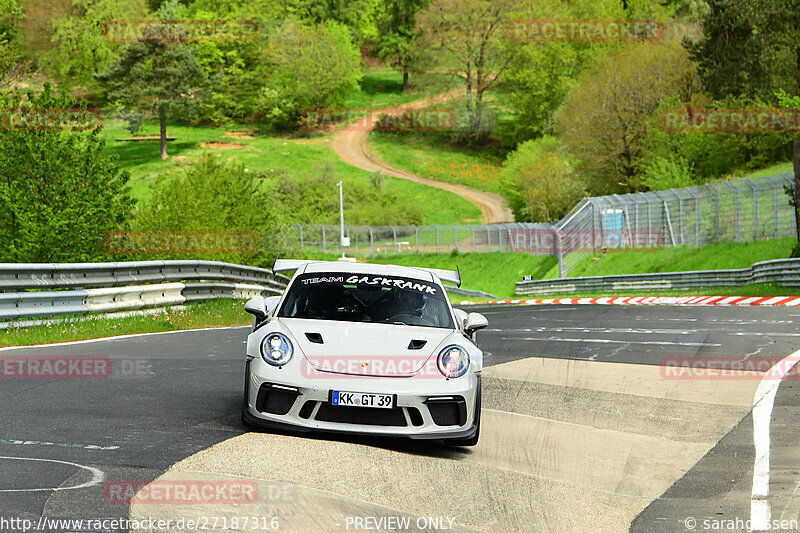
(368, 131, 505, 195)
(542, 238, 796, 280)
(0, 299, 251, 347)
(739, 161, 793, 179)
(341, 68, 435, 110)
(99, 119, 481, 225)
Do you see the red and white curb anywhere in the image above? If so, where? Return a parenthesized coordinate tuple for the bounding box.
(459, 296, 800, 307)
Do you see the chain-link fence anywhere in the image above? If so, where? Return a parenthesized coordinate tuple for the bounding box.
(289, 174, 798, 277)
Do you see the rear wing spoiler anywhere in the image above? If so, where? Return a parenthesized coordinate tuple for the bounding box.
(272, 259, 461, 287)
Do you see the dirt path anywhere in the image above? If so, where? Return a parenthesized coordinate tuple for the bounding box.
(330, 90, 514, 224)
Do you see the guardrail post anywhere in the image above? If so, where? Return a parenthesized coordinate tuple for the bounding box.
(369, 227, 375, 257)
(765, 176, 779, 238)
(725, 181, 740, 242)
(745, 178, 758, 240)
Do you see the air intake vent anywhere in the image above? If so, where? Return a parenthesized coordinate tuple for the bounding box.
(407, 339, 427, 350)
(305, 332, 324, 344)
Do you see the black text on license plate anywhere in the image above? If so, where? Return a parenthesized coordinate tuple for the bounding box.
(331, 391, 394, 409)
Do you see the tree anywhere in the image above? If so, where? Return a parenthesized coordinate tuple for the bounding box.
(134, 155, 282, 264)
(0, 85, 134, 262)
(290, 0, 379, 44)
(416, 0, 516, 139)
(261, 19, 361, 126)
(499, 136, 586, 222)
(559, 42, 703, 193)
(95, 2, 207, 159)
(374, 0, 430, 91)
(45, 0, 148, 90)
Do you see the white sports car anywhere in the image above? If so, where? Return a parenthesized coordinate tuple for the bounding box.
(241, 259, 488, 445)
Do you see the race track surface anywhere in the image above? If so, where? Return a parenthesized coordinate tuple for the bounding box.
(1, 305, 799, 532)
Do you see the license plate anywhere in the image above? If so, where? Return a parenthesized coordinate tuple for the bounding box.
(331, 390, 394, 409)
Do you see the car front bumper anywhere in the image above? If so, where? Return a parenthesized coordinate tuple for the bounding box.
(243, 358, 480, 440)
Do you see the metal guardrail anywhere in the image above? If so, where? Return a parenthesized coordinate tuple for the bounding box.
(0, 260, 290, 325)
(516, 258, 800, 296)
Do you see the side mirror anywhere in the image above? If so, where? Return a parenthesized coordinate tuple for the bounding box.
(465, 313, 488, 333)
(244, 296, 267, 318)
(264, 295, 281, 316)
(453, 308, 469, 330)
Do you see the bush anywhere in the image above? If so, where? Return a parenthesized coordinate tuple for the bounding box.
(499, 137, 586, 222)
(133, 155, 284, 265)
(641, 156, 696, 191)
(0, 85, 134, 262)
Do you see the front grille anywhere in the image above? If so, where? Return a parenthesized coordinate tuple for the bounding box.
(315, 404, 407, 426)
(425, 397, 467, 426)
(256, 384, 300, 415)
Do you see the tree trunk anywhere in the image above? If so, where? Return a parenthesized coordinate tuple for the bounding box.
(403, 70, 409, 92)
(159, 105, 168, 160)
(793, 138, 800, 245)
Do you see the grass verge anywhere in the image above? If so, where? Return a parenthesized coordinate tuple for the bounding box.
(0, 299, 250, 348)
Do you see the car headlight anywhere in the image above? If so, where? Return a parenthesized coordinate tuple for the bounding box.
(437, 345, 469, 378)
(260, 333, 293, 366)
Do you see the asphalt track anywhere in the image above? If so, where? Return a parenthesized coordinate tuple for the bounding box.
(0, 305, 799, 532)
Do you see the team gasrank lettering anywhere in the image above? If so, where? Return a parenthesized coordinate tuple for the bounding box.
(300, 276, 345, 285)
(344, 275, 438, 295)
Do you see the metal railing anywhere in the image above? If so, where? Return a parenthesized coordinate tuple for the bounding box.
(0, 260, 290, 326)
(287, 174, 797, 277)
(516, 258, 800, 296)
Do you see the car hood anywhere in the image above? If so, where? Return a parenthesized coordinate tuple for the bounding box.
(278, 318, 452, 376)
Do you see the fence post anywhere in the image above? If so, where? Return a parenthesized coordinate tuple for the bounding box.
(764, 176, 779, 238)
(590, 201, 597, 253)
(414, 226, 419, 254)
(644, 194, 653, 246)
(705, 183, 719, 242)
(725, 181, 740, 242)
(369, 227, 374, 257)
(390, 225, 397, 253)
(297, 224, 304, 249)
(783, 173, 797, 234)
(671, 189, 684, 244)
(452, 225, 459, 252)
(486, 225, 491, 251)
(435, 226, 440, 253)
(745, 178, 758, 240)
(685, 187, 700, 246)
(320, 224, 327, 253)
(472, 228, 476, 252)
(555, 229, 564, 278)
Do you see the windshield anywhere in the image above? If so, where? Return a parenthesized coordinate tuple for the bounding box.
(278, 272, 454, 329)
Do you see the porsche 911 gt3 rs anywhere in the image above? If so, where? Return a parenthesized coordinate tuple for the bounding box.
(241, 259, 488, 446)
